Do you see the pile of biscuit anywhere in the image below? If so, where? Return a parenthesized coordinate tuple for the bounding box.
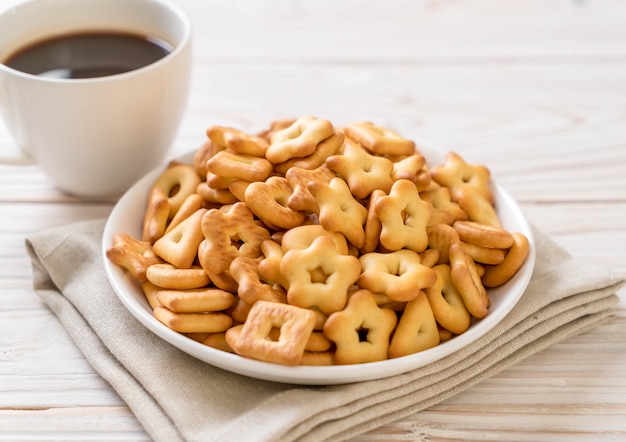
(106, 116, 530, 366)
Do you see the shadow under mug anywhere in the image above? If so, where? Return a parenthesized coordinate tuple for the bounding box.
(0, 0, 192, 198)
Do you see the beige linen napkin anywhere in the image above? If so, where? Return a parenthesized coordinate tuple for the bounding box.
(26, 220, 623, 442)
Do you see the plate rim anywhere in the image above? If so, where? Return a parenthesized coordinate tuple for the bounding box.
(102, 146, 536, 385)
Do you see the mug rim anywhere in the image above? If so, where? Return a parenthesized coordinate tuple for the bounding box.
(0, 0, 192, 83)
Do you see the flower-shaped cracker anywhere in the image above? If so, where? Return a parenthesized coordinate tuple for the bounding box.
(358, 249, 437, 302)
(326, 138, 394, 199)
(280, 235, 361, 315)
(374, 179, 432, 252)
(308, 177, 368, 248)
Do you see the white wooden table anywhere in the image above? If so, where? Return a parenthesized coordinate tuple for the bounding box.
(1, 0, 625, 440)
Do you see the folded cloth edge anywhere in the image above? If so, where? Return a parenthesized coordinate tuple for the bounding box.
(25, 226, 186, 442)
(315, 306, 616, 442)
(289, 296, 618, 441)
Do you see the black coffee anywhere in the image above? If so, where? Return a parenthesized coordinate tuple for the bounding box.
(3, 31, 172, 79)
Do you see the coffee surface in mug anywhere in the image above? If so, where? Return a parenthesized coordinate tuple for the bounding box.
(3, 31, 172, 79)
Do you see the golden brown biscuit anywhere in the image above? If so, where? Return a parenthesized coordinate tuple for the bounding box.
(141, 280, 163, 309)
(461, 241, 506, 265)
(374, 179, 432, 252)
(453, 220, 514, 250)
(449, 243, 489, 319)
(426, 223, 461, 265)
(284, 164, 336, 213)
(266, 116, 334, 164)
(281, 236, 361, 315)
(361, 189, 385, 253)
(430, 151, 494, 205)
(326, 138, 394, 199)
(308, 177, 368, 249)
(230, 300, 317, 366)
(142, 187, 170, 243)
(154, 307, 233, 333)
(344, 122, 415, 156)
(207, 125, 269, 157)
(156, 287, 235, 313)
(206, 150, 273, 183)
(152, 208, 207, 269)
(358, 249, 437, 302)
(454, 186, 501, 227)
(165, 193, 206, 234)
(323, 289, 398, 364)
(197, 202, 270, 275)
(273, 131, 344, 175)
(106, 233, 163, 281)
(202, 332, 233, 353)
(280, 224, 349, 254)
(390, 152, 426, 183)
(229, 255, 287, 305)
(146, 264, 210, 290)
(421, 186, 468, 223)
(481, 232, 530, 287)
(243, 176, 305, 229)
(151, 163, 203, 219)
(389, 290, 440, 358)
(424, 264, 471, 335)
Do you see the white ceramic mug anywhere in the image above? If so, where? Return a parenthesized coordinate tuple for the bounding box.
(0, 0, 192, 197)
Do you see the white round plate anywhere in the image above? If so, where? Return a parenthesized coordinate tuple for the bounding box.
(102, 146, 535, 385)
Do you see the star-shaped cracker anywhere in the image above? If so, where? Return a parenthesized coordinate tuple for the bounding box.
(323, 289, 398, 364)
